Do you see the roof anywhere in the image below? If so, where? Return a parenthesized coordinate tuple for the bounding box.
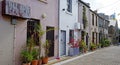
(78, 0, 90, 8)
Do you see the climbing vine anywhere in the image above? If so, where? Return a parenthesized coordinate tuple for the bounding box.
(82, 6, 88, 29)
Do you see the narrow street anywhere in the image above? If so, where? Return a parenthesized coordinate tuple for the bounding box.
(54, 46, 120, 65)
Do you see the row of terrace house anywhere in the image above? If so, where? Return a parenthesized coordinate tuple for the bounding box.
(98, 13, 110, 44)
(89, 10, 99, 47)
(108, 13, 119, 45)
(0, 0, 110, 65)
(78, 0, 91, 50)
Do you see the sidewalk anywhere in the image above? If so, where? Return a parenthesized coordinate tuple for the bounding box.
(44, 51, 96, 65)
(53, 52, 95, 65)
(45, 46, 113, 65)
(53, 46, 120, 65)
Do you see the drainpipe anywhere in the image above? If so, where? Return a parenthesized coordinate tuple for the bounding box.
(11, 17, 17, 65)
(58, 0, 60, 58)
(13, 24, 16, 65)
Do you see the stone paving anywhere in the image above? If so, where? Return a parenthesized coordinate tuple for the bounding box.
(54, 46, 120, 65)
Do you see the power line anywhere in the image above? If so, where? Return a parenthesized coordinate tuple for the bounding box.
(96, 0, 120, 11)
(100, 1, 120, 14)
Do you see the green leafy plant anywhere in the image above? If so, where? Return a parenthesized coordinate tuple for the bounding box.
(35, 24, 54, 58)
(100, 38, 105, 47)
(104, 39, 110, 47)
(31, 48, 39, 60)
(82, 6, 88, 29)
(43, 40, 51, 57)
(21, 49, 33, 63)
(100, 38, 110, 47)
(27, 36, 35, 53)
(97, 43, 101, 48)
(90, 43, 97, 50)
(79, 40, 87, 52)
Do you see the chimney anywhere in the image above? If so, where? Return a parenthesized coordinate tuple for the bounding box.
(94, 10, 98, 13)
(86, 3, 90, 6)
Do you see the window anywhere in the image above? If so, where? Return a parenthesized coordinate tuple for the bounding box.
(92, 32, 94, 43)
(81, 31, 85, 40)
(96, 16, 97, 26)
(96, 33, 97, 44)
(69, 30, 74, 43)
(67, 0, 72, 13)
(27, 19, 40, 46)
(92, 14, 94, 25)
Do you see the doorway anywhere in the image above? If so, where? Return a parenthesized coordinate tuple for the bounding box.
(46, 26, 54, 57)
(60, 30, 66, 56)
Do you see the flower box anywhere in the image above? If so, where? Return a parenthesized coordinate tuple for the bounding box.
(68, 47, 79, 56)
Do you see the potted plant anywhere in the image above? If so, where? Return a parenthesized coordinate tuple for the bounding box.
(97, 43, 101, 48)
(90, 43, 96, 51)
(34, 24, 54, 64)
(31, 48, 39, 65)
(21, 36, 35, 65)
(79, 40, 87, 53)
(34, 23, 45, 65)
(42, 40, 50, 64)
(21, 49, 33, 65)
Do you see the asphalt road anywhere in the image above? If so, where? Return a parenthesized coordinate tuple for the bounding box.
(56, 46, 120, 65)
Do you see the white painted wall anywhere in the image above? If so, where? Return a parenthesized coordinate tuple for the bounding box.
(59, 0, 78, 56)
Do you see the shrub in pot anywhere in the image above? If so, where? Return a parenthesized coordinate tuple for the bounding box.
(90, 43, 96, 51)
(31, 48, 39, 65)
(97, 43, 101, 48)
(34, 23, 54, 64)
(104, 39, 110, 47)
(79, 40, 87, 53)
(21, 49, 33, 65)
(42, 40, 50, 64)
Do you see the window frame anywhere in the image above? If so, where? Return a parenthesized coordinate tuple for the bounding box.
(92, 14, 94, 25)
(67, 0, 72, 13)
(27, 19, 40, 46)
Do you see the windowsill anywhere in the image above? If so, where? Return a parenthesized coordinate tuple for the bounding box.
(39, 0, 48, 4)
(65, 11, 72, 15)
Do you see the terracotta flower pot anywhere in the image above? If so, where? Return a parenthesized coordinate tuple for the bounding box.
(22, 63, 31, 65)
(84, 50, 87, 53)
(31, 60, 38, 65)
(42, 57, 48, 64)
(38, 59, 42, 65)
(92, 48, 95, 51)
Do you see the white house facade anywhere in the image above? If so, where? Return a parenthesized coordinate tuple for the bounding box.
(59, 0, 79, 56)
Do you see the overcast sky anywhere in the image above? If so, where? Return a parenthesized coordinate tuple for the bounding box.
(82, 0, 120, 28)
